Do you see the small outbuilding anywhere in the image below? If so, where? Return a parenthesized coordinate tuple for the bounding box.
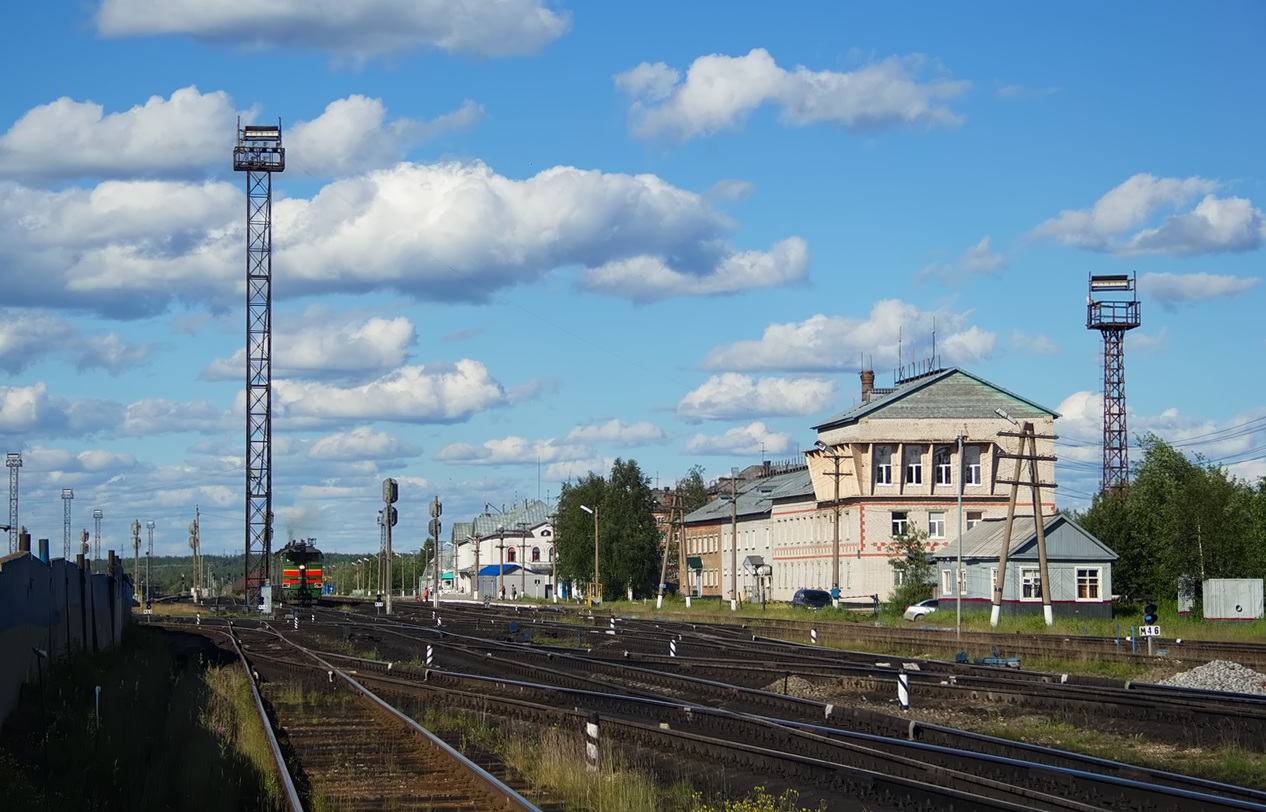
(931, 514, 1117, 620)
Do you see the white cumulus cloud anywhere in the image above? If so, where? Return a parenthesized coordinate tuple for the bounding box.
(1031, 174, 1264, 257)
(1138, 272, 1260, 306)
(308, 426, 420, 460)
(677, 374, 834, 420)
(203, 311, 416, 382)
(272, 360, 510, 425)
(616, 49, 967, 141)
(0, 86, 238, 181)
(289, 95, 484, 178)
(700, 300, 995, 372)
(95, 0, 571, 59)
(684, 421, 793, 455)
(564, 419, 667, 447)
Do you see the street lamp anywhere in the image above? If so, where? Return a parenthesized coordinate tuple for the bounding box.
(580, 504, 598, 605)
(955, 433, 965, 638)
(729, 468, 738, 611)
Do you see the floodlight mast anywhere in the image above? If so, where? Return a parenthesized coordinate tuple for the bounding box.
(234, 119, 284, 611)
(1087, 272, 1140, 496)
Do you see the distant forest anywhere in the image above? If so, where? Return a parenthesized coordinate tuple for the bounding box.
(123, 552, 370, 598)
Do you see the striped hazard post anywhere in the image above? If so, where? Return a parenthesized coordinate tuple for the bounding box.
(810, 628, 817, 645)
(669, 638, 677, 658)
(898, 671, 910, 710)
(426, 645, 434, 668)
(584, 712, 600, 772)
(607, 617, 616, 635)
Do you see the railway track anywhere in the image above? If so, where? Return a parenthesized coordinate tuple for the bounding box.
(248, 610, 1266, 811)
(186, 621, 552, 811)
(150, 606, 1266, 811)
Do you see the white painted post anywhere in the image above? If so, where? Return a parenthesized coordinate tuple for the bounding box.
(669, 639, 677, 658)
(584, 712, 600, 773)
(426, 645, 434, 668)
(810, 628, 817, 645)
(898, 671, 910, 710)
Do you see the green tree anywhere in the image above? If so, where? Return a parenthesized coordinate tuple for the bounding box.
(1079, 433, 1261, 605)
(556, 459, 660, 600)
(884, 527, 936, 612)
(678, 464, 712, 513)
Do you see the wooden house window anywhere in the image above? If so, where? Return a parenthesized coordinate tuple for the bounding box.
(891, 511, 908, 536)
(1020, 567, 1042, 600)
(1076, 568, 1101, 600)
(928, 511, 946, 538)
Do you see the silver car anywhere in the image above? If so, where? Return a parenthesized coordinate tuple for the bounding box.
(903, 598, 938, 621)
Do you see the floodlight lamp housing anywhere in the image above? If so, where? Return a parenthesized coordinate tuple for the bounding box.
(995, 408, 1018, 425)
(233, 118, 285, 173)
(813, 440, 828, 452)
(580, 504, 594, 515)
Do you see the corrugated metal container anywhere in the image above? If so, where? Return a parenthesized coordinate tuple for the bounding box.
(1203, 579, 1264, 620)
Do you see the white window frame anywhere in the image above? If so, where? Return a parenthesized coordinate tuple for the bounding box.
(928, 511, 946, 539)
(875, 445, 893, 486)
(1076, 568, 1101, 601)
(964, 445, 982, 486)
(934, 446, 952, 485)
(1020, 567, 1042, 600)
(941, 567, 966, 596)
(904, 447, 923, 485)
(966, 511, 983, 529)
(891, 511, 908, 536)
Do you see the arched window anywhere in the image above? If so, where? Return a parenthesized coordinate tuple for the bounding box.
(507, 547, 517, 563)
(532, 546, 541, 562)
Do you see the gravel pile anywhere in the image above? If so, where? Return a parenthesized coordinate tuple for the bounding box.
(1155, 660, 1266, 695)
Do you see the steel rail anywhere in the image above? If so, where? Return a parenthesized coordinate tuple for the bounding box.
(224, 622, 305, 812)
(247, 624, 545, 812)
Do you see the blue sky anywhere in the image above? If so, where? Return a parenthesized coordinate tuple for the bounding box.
(2, 1, 1263, 557)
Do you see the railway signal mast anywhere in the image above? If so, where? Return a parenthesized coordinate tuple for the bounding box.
(234, 120, 285, 610)
(1087, 274, 1141, 496)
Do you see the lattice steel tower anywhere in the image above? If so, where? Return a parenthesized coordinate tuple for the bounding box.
(1087, 273, 1141, 495)
(6, 452, 19, 554)
(234, 120, 285, 608)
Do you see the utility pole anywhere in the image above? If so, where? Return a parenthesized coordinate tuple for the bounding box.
(188, 508, 201, 602)
(729, 467, 738, 611)
(991, 415, 1058, 626)
(656, 489, 678, 609)
(131, 521, 141, 601)
(472, 533, 481, 600)
(813, 442, 852, 606)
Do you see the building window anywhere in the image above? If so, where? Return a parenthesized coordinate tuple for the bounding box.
(964, 446, 982, 485)
(941, 568, 965, 595)
(532, 546, 541, 562)
(966, 511, 983, 529)
(934, 446, 952, 485)
(904, 447, 922, 485)
(891, 511, 908, 536)
(1020, 567, 1042, 600)
(894, 569, 906, 586)
(507, 547, 517, 563)
(1076, 568, 1101, 600)
(875, 445, 892, 485)
(928, 511, 945, 538)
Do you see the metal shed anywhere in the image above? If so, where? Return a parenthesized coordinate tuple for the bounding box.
(1202, 579, 1264, 621)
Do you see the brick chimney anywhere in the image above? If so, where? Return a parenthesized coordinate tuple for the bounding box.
(860, 369, 875, 402)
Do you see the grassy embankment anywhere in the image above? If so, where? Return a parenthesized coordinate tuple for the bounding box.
(0, 624, 284, 811)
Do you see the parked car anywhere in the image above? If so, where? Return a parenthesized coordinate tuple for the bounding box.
(791, 589, 833, 609)
(903, 598, 938, 621)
